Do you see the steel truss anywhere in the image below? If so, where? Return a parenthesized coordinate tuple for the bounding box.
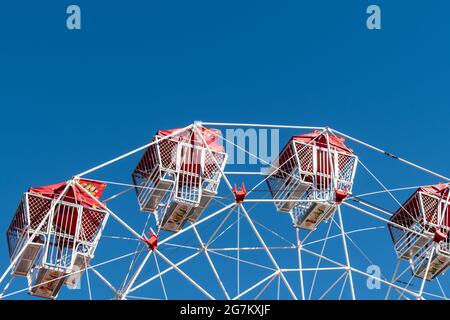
(0, 122, 448, 300)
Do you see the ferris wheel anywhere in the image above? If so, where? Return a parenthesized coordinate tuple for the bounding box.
(1, 121, 449, 300)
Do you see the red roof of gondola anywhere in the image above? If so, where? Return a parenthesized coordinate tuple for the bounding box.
(390, 183, 450, 225)
(28, 179, 106, 208)
(417, 183, 450, 198)
(292, 130, 353, 153)
(157, 127, 224, 152)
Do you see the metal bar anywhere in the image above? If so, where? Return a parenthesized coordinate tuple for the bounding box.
(76, 124, 193, 177)
(152, 253, 168, 300)
(208, 250, 275, 271)
(224, 171, 265, 175)
(192, 225, 231, 300)
(202, 121, 325, 131)
(0, 275, 15, 298)
(159, 203, 236, 246)
(232, 272, 278, 300)
(90, 267, 117, 293)
(319, 271, 347, 300)
(1, 250, 140, 299)
(281, 267, 347, 272)
(329, 128, 450, 182)
(130, 252, 200, 294)
(0, 181, 73, 286)
(255, 273, 278, 299)
(308, 218, 334, 300)
(301, 242, 421, 298)
(239, 203, 298, 300)
(349, 267, 419, 298)
(208, 246, 296, 252)
(337, 207, 356, 300)
(75, 181, 143, 241)
(243, 199, 330, 203)
(193, 125, 234, 192)
(343, 202, 425, 238)
(385, 259, 401, 300)
(417, 246, 436, 300)
(117, 250, 153, 300)
(155, 250, 215, 300)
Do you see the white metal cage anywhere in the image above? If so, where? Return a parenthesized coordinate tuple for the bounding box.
(266, 132, 358, 230)
(389, 185, 450, 280)
(132, 127, 227, 232)
(6, 192, 108, 298)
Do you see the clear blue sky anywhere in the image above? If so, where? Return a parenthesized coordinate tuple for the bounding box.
(0, 1, 449, 300)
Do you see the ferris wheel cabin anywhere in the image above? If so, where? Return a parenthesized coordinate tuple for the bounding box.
(132, 127, 227, 233)
(266, 130, 357, 230)
(6, 180, 108, 299)
(389, 183, 450, 280)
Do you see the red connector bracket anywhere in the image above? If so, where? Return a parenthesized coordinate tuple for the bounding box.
(143, 233, 158, 251)
(335, 189, 349, 204)
(233, 183, 247, 203)
(434, 229, 448, 243)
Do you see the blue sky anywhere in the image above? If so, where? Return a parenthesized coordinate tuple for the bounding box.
(0, 1, 449, 300)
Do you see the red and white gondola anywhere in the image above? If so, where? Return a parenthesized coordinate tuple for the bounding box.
(266, 130, 358, 230)
(6, 180, 108, 299)
(389, 183, 450, 280)
(132, 127, 227, 232)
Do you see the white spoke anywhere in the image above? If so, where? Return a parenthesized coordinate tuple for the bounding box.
(308, 218, 333, 299)
(2, 250, 140, 299)
(337, 207, 356, 300)
(319, 271, 347, 300)
(152, 253, 168, 300)
(155, 250, 215, 300)
(4, 121, 448, 301)
(232, 272, 278, 300)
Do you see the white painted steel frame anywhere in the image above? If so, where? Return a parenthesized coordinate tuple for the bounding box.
(1, 121, 448, 300)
